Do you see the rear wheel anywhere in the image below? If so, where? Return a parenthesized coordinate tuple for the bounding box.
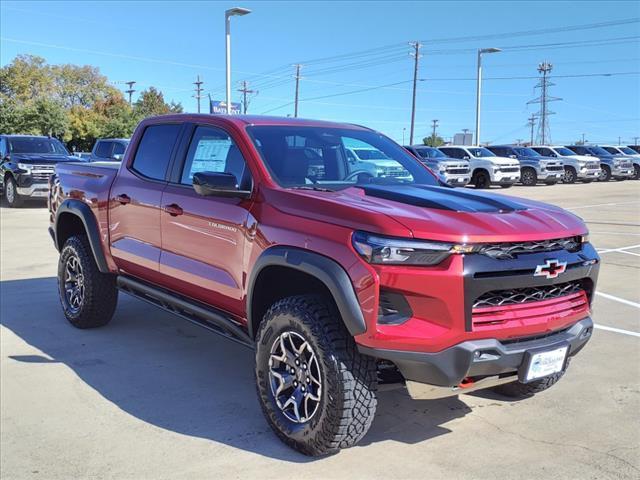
(473, 170, 491, 189)
(493, 371, 564, 398)
(255, 295, 377, 456)
(4, 176, 23, 207)
(58, 235, 118, 328)
(521, 168, 537, 186)
(563, 166, 577, 184)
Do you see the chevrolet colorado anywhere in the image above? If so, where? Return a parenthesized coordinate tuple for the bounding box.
(49, 114, 599, 456)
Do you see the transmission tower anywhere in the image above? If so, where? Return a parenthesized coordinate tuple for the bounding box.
(527, 61, 561, 145)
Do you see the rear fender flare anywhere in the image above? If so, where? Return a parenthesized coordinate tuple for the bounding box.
(54, 199, 109, 273)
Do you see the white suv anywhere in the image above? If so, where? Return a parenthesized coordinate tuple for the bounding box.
(531, 146, 601, 183)
(438, 146, 520, 189)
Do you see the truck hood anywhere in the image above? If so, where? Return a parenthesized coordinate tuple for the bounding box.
(481, 156, 519, 166)
(563, 154, 594, 162)
(10, 153, 78, 164)
(266, 184, 587, 243)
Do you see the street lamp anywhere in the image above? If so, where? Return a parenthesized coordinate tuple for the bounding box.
(475, 47, 501, 146)
(225, 7, 251, 114)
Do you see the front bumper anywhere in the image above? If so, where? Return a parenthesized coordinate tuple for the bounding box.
(360, 316, 593, 391)
(444, 174, 471, 186)
(612, 167, 634, 179)
(490, 170, 520, 185)
(578, 168, 601, 179)
(537, 169, 564, 181)
(16, 182, 50, 198)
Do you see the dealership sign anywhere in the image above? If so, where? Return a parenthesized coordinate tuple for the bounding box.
(210, 100, 241, 115)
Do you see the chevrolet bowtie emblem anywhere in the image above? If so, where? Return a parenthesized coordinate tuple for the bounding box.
(534, 259, 567, 279)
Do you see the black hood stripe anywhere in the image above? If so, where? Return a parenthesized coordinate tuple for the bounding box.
(361, 184, 527, 213)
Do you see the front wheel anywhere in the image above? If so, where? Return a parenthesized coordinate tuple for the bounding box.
(4, 176, 24, 207)
(473, 171, 491, 189)
(600, 165, 612, 182)
(563, 166, 577, 184)
(521, 168, 537, 186)
(255, 295, 377, 456)
(58, 235, 118, 328)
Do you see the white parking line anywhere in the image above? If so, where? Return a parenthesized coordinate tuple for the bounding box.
(590, 231, 640, 236)
(596, 244, 640, 254)
(594, 324, 640, 338)
(567, 201, 640, 210)
(595, 291, 640, 309)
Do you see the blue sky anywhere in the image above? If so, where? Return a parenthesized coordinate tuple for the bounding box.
(1, 1, 639, 145)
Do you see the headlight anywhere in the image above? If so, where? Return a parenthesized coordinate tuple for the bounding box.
(17, 163, 32, 172)
(439, 167, 447, 174)
(581, 234, 589, 244)
(352, 231, 473, 266)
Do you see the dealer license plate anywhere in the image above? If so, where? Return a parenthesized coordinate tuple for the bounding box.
(524, 346, 568, 382)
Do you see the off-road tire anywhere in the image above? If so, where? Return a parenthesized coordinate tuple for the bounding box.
(58, 235, 118, 328)
(493, 371, 564, 398)
(600, 165, 612, 182)
(255, 295, 377, 456)
(4, 176, 24, 207)
(563, 166, 577, 184)
(473, 170, 491, 189)
(521, 167, 537, 186)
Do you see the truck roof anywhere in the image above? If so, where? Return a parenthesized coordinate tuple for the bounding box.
(143, 113, 371, 130)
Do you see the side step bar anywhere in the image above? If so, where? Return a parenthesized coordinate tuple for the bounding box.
(117, 276, 254, 349)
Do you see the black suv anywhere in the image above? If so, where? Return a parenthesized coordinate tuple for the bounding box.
(0, 135, 79, 207)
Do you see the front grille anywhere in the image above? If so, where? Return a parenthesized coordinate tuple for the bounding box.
(499, 167, 520, 173)
(473, 281, 582, 308)
(546, 165, 563, 171)
(30, 165, 56, 182)
(476, 236, 581, 259)
(472, 281, 589, 329)
(446, 167, 470, 175)
(586, 162, 600, 169)
(383, 168, 409, 177)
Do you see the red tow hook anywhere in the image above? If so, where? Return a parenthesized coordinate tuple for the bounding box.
(458, 377, 475, 389)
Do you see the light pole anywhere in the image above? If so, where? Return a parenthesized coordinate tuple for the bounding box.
(475, 47, 501, 146)
(225, 7, 251, 114)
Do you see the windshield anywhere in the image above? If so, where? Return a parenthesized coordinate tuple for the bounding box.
(514, 147, 540, 157)
(555, 147, 576, 156)
(415, 147, 445, 159)
(617, 147, 636, 155)
(9, 137, 69, 155)
(248, 126, 438, 190)
(468, 147, 496, 158)
(588, 146, 612, 156)
(352, 148, 389, 160)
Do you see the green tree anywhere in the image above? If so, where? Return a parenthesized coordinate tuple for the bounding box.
(52, 63, 119, 108)
(423, 135, 445, 147)
(21, 98, 68, 137)
(134, 87, 183, 118)
(0, 54, 54, 103)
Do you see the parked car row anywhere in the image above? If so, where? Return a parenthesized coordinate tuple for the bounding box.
(406, 143, 639, 188)
(1, 130, 638, 207)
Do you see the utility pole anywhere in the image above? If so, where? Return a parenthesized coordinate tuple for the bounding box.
(618, 136, 622, 145)
(409, 41, 421, 145)
(516, 138, 523, 146)
(193, 75, 204, 114)
(527, 61, 561, 145)
(633, 136, 639, 145)
(237, 80, 256, 114)
(431, 119, 439, 145)
(293, 64, 302, 118)
(581, 133, 587, 145)
(125, 81, 136, 105)
(527, 115, 536, 145)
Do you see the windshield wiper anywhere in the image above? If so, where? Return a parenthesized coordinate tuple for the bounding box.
(289, 186, 334, 192)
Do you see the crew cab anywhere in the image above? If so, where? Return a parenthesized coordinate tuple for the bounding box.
(565, 145, 634, 182)
(438, 145, 521, 189)
(600, 145, 640, 180)
(89, 138, 130, 162)
(49, 114, 599, 456)
(531, 146, 601, 184)
(1, 134, 79, 207)
(404, 145, 471, 186)
(486, 145, 564, 186)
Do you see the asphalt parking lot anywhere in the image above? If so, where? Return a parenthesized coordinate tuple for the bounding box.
(1, 181, 639, 480)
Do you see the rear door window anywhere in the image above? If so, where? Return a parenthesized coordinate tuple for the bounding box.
(131, 124, 181, 181)
(112, 142, 126, 156)
(94, 141, 113, 158)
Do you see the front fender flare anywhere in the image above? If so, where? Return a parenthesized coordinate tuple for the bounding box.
(54, 199, 109, 273)
(247, 246, 367, 339)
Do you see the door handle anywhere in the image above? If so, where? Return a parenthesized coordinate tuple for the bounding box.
(116, 194, 131, 205)
(164, 203, 183, 216)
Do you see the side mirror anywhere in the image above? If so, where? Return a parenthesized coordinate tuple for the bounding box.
(509, 154, 517, 159)
(463, 155, 470, 160)
(112, 154, 123, 161)
(193, 171, 250, 198)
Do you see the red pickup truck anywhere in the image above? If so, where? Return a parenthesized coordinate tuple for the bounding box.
(49, 114, 599, 456)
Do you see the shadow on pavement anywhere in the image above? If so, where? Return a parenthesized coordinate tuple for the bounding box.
(1, 277, 472, 461)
